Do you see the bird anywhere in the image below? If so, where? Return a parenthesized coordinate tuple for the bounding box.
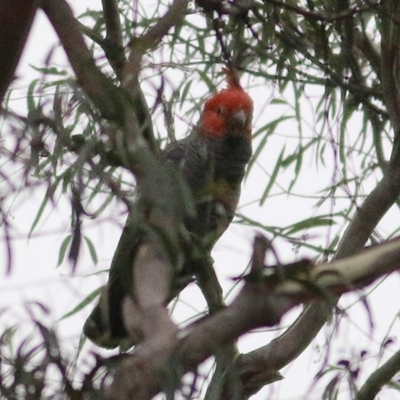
(83, 69, 254, 349)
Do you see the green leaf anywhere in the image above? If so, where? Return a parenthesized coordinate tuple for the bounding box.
(235, 214, 333, 254)
(91, 192, 114, 217)
(57, 236, 72, 267)
(26, 78, 39, 115)
(84, 236, 98, 265)
(269, 98, 287, 105)
(28, 190, 51, 238)
(284, 216, 335, 236)
(197, 70, 214, 92)
(260, 146, 285, 205)
(28, 175, 63, 238)
(180, 79, 193, 108)
(29, 64, 67, 76)
(247, 116, 293, 177)
(59, 286, 104, 321)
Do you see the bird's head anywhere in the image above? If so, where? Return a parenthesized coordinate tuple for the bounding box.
(198, 69, 253, 140)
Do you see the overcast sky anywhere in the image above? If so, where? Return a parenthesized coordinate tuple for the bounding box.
(2, 2, 400, 399)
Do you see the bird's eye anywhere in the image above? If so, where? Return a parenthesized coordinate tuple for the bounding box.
(216, 106, 224, 114)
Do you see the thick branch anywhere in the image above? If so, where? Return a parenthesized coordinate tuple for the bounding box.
(236, 157, 400, 395)
(355, 348, 400, 400)
(354, 28, 381, 80)
(236, 299, 331, 396)
(0, 0, 39, 104)
(101, 0, 125, 79)
(106, 237, 400, 399)
(102, 0, 123, 47)
(181, 237, 400, 370)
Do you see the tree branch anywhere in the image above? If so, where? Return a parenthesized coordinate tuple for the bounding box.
(41, 0, 128, 123)
(0, 0, 39, 104)
(353, 28, 381, 80)
(232, 3, 400, 394)
(120, 0, 189, 153)
(106, 236, 400, 399)
(235, 151, 400, 396)
(380, 1, 400, 137)
(102, 0, 123, 48)
(101, 0, 125, 79)
(355, 348, 400, 400)
(123, 0, 189, 88)
(42, 0, 193, 353)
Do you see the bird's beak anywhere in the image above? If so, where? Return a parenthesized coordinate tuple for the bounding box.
(232, 109, 246, 127)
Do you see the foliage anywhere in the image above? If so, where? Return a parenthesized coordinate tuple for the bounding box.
(1, 0, 400, 399)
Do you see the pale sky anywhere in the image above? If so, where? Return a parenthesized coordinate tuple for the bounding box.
(1, 2, 400, 399)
